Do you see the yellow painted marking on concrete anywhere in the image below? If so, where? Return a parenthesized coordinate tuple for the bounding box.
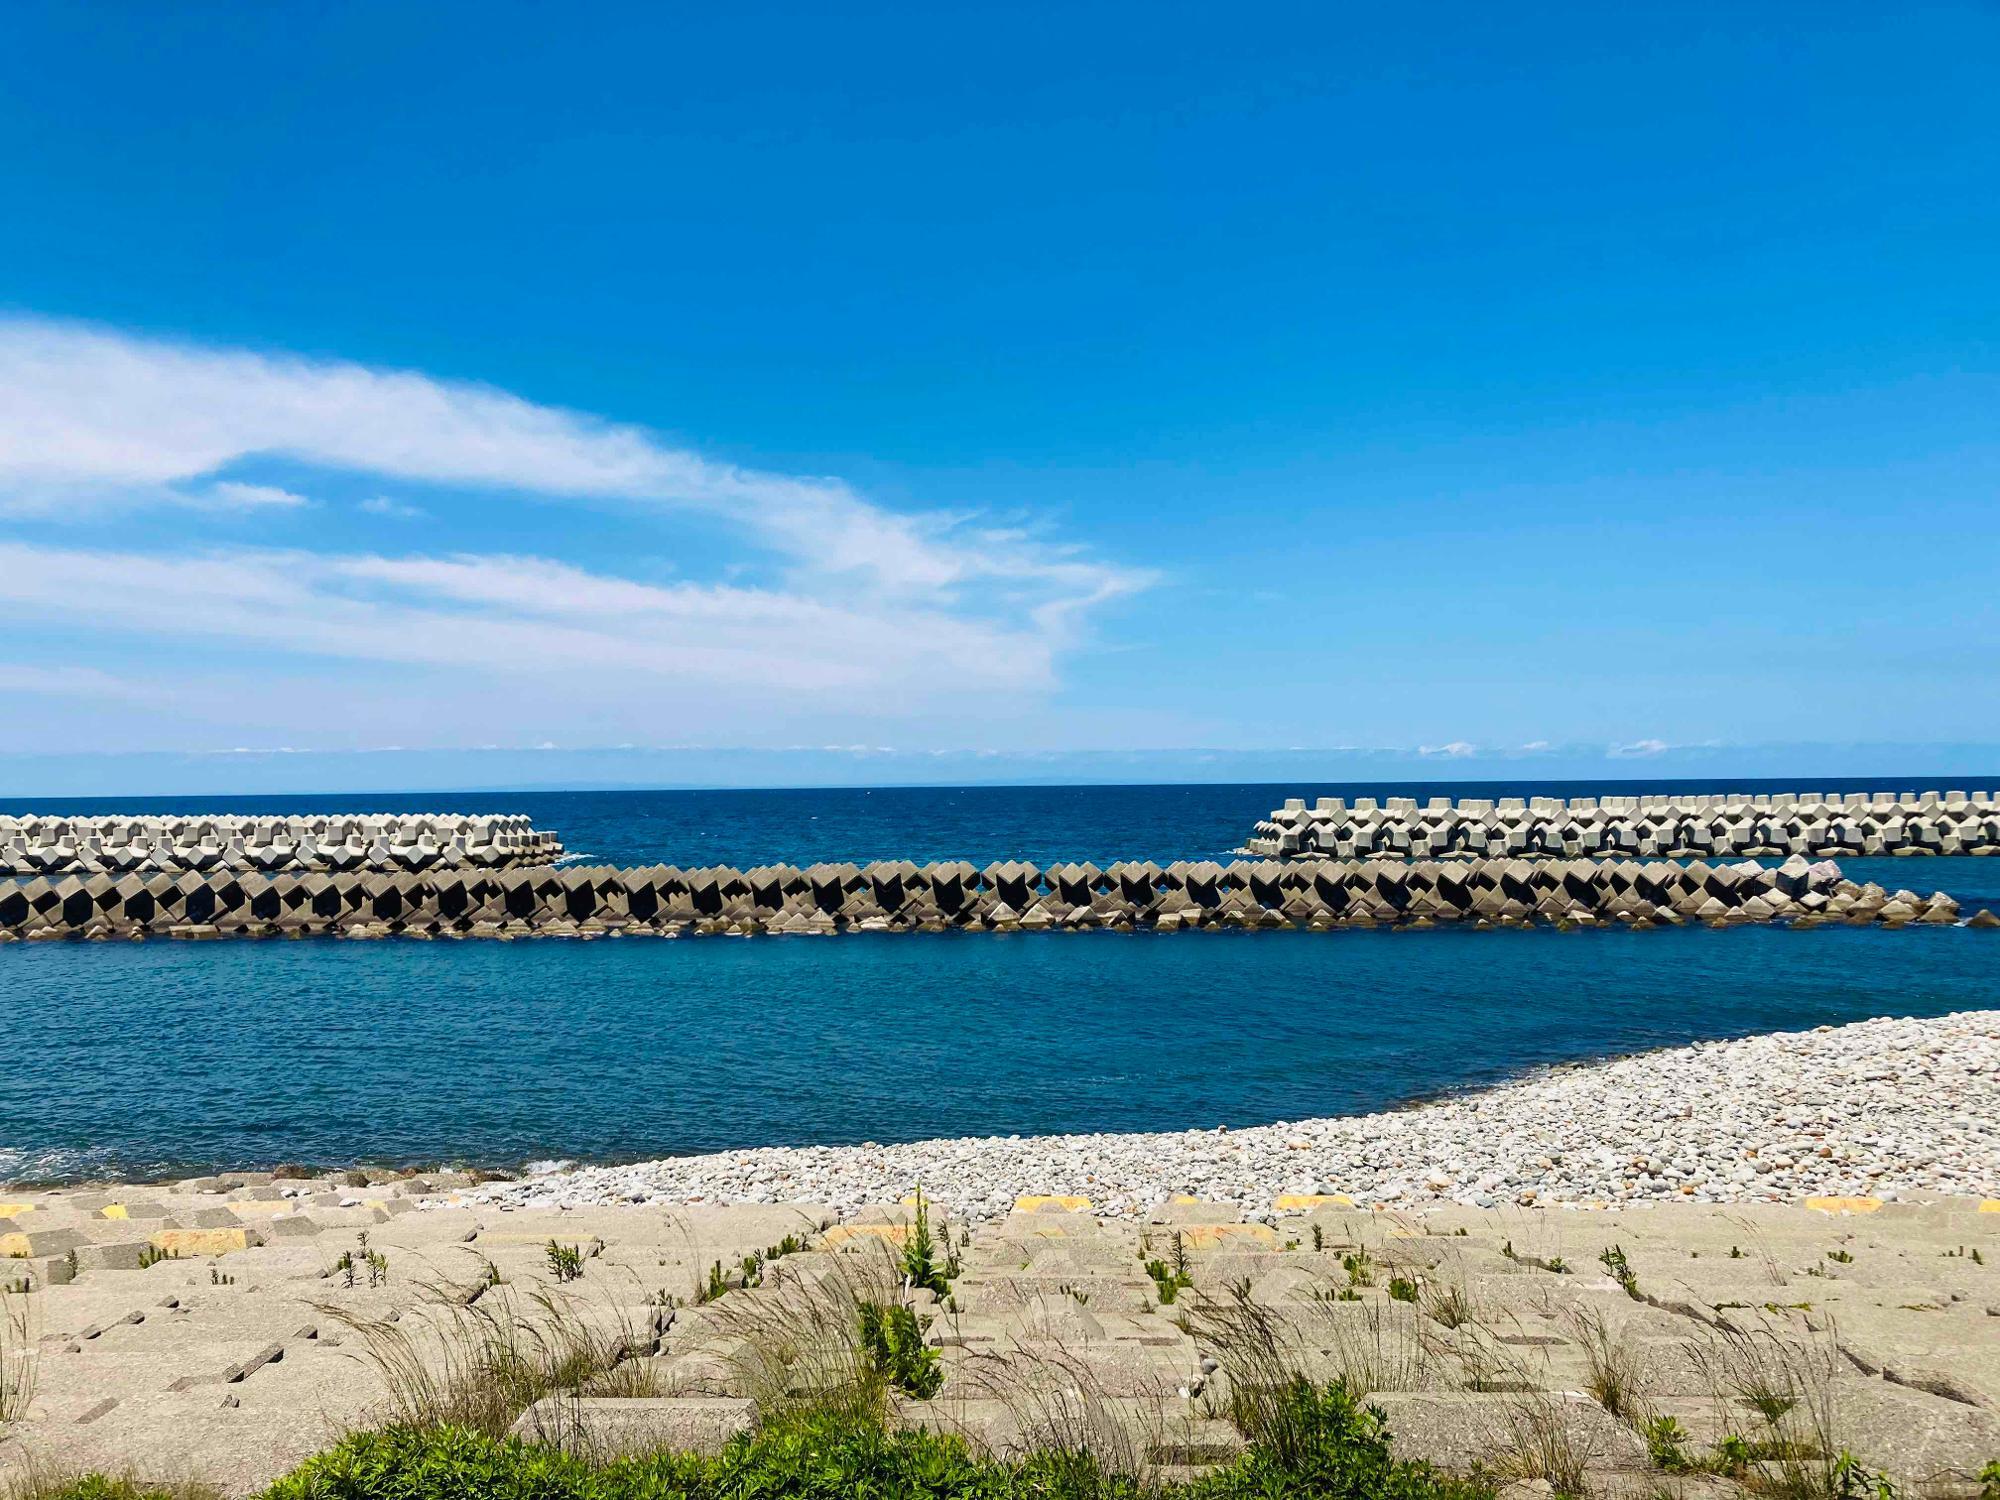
(0, 1204, 36, 1219)
(821, 1223, 910, 1249)
(149, 1228, 253, 1256)
(1014, 1195, 1091, 1213)
(1977, 1199, 2000, 1213)
(1804, 1196, 1883, 1215)
(1, 1233, 31, 1258)
(99, 1204, 129, 1220)
(1171, 1195, 1203, 1205)
(1169, 1222, 1278, 1248)
(1273, 1193, 1354, 1211)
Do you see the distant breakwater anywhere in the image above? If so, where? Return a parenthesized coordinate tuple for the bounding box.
(1248, 790, 2000, 859)
(1, 856, 1986, 941)
(0, 813, 564, 875)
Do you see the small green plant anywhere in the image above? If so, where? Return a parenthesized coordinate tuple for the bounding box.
(1171, 1230, 1191, 1283)
(334, 1250, 356, 1288)
(545, 1242, 584, 1284)
(365, 1249, 389, 1288)
(1976, 1458, 2000, 1500)
(856, 1300, 941, 1398)
(1311, 1223, 1324, 1252)
(1599, 1244, 1640, 1298)
(1973, 1247, 1986, 1266)
(1341, 1250, 1374, 1287)
(209, 1267, 236, 1286)
(1832, 1448, 1900, 1500)
(1387, 1276, 1418, 1303)
(701, 1260, 729, 1304)
(137, 1244, 177, 1270)
(1825, 1248, 1853, 1264)
(1644, 1414, 1694, 1471)
(1730, 1245, 1745, 1258)
(899, 1187, 955, 1296)
(1544, 1256, 1569, 1274)
(1714, 1433, 1755, 1477)
(1145, 1256, 1192, 1305)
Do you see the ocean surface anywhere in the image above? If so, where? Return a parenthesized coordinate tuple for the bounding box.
(4, 780, 1996, 1184)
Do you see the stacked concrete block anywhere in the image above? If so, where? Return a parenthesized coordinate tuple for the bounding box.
(1247, 790, 2000, 859)
(2, 855, 1978, 941)
(0, 813, 563, 875)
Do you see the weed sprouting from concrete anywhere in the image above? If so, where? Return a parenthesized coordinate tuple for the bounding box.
(899, 1187, 957, 1297)
(546, 1242, 585, 1284)
(1145, 1257, 1192, 1305)
(1599, 1244, 1641, 1299)
(857, 1300, 941, 1398)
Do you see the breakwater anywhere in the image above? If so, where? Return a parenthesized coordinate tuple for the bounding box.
(0, 812, 563, 875)
(0, 855, 1982, 940)
(1247, 790, 2000, 859)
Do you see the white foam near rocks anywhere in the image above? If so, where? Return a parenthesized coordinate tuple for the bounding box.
(463, 1010, 2000, 1223)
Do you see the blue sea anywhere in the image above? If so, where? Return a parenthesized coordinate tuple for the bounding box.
(4, 781, 1996, 1184)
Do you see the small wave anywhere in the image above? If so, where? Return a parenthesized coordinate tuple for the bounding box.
(0, 1142, 129, 1187)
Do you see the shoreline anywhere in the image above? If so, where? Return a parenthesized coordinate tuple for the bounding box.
(7, 1016, 1992, 1208)
(459, 1009, 2000, 1221)
(13, 1009, 1996, 1199)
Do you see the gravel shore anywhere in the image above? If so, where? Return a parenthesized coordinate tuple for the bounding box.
(470, 1010, 2000, 1222)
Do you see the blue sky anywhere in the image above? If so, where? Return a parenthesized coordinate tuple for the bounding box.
(1, 2, 1996, 791)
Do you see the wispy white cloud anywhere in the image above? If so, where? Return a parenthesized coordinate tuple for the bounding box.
(359, 495, 427, 519)
(1419, 740, 1478, 758)
(0, 315, 1151, 612)
(0, 542, 1061, 696)
(1608, 737, 1671, 757)
(196, 480, 311, 510)
(0, 315, 1153, 745)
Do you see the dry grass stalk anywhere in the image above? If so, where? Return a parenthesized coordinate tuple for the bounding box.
(1569, 1305, 1648, 1421)
(316, 1260, 656, 1441)
(0, 1292, 34, 1427)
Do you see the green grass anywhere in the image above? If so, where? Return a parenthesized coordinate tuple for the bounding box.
(25, 1381, 1492, 1500)
(238, 1380, 1490, 1500)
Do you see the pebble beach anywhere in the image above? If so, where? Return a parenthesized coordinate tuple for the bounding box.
(473, 1009, 2000, 1222)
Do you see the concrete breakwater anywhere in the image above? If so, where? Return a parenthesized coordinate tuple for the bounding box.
(1248, 789, 2000, 858)
(0, 812, 563, 875)
(0, 854, 1982, 940)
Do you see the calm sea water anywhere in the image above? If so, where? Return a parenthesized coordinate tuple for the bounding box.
(3, 781, 1996, 1184)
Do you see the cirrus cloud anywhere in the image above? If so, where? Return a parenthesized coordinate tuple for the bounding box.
(0, 316, 1154, 749)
